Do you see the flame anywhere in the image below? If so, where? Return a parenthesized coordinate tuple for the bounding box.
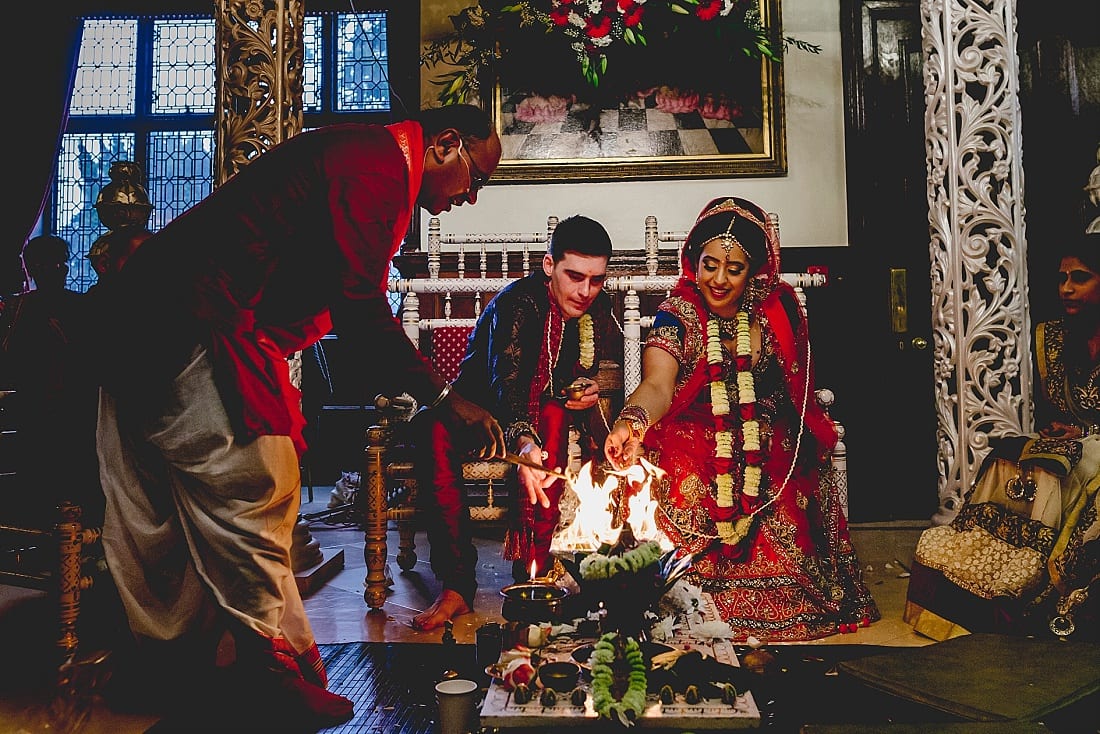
(529, 560, 537, 581)
(551, 457, 671, 554)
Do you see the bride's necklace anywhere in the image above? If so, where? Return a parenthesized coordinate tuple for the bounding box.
(713, 314, 739, 339)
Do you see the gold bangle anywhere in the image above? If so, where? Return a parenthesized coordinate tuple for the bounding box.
(615, 419, 644, 441)
(616, 404, 650, 440)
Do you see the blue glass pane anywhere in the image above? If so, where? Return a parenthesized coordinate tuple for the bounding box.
(70, 19, 137, 116)
(303, 15, 321, 112)
(336, 12, 389, 112)
(388, 263, 400, 315)
(148, 131, 215, 228)
(56, 133, 137, 292)
(152, 19, 216, 114)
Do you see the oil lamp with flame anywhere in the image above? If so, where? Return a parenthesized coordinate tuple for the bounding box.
(499, 558, 570, 625)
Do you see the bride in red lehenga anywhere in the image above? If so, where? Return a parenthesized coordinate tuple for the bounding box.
(604, 196, 880, 642)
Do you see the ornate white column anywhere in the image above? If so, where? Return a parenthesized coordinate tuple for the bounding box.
(922, 0, 1033, 523)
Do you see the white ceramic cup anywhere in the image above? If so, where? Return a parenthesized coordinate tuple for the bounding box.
(434, 678, 479, 734)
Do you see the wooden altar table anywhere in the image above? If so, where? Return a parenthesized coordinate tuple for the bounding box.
(479, 594, 761, 729)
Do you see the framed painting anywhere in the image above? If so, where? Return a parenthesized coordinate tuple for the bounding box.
(482, 0, 790, 183)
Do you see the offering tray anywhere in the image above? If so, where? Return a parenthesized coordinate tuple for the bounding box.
(479, 593, 761, 729)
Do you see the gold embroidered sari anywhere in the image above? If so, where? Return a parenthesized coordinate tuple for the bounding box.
(905, 319, 1100, 640)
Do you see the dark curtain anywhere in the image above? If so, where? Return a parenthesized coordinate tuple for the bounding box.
(3, 8, 83, 295)
(1015, 1, 1100, 325)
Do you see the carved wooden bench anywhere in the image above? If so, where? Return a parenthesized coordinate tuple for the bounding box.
(359, 214, 845, 611)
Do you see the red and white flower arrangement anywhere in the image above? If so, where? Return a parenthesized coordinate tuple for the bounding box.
(421, 0, 821, 105)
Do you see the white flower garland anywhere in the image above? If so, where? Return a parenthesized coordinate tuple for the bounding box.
(579, 313, 595, 368)
(707, 311, 763, 546)
(659, 299, 816, 550)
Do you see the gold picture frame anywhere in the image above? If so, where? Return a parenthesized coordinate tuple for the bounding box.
(486, 0, 788, 183)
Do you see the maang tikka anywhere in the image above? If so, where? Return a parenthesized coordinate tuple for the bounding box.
(714, 213, 749, 262)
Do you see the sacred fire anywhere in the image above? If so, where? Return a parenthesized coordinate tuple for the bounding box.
(550, 457, 671, 555)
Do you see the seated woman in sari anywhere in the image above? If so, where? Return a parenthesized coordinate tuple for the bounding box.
(905, 232, 1100, 641)
(604, 196, 880, 642)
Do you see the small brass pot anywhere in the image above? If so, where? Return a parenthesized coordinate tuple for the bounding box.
(564, 382, 588, 401)
(500, 583, 568, 624)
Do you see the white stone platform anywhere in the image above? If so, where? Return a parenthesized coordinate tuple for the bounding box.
(479, 594, 761, 729)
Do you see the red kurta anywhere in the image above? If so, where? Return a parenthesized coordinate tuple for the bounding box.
(96, 122, 430, 454)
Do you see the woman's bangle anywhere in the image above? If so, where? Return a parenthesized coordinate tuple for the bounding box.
(616, 404, 650, 440)
(429, 381, 453, 409)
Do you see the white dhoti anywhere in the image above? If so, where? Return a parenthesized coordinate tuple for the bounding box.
(97, 344, 314, 656)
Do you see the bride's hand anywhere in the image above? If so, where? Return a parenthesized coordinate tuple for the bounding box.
(604, 421, 642, 470)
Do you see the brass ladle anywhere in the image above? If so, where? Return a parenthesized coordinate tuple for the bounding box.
(502, 452, 573, 481)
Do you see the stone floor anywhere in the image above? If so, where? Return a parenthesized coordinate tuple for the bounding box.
(0, 486, 933, 733)
(297, 492, 931, 650)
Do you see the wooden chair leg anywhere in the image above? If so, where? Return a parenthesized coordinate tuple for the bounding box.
(361, 420, 390, 612)
(394, 511, 418, 572)
(55, 501, 97, 659)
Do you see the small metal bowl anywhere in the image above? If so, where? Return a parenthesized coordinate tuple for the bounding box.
(563, 380, 590, 401)
(538, 661, 581, 692)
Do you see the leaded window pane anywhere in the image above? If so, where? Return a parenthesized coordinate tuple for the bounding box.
(336, 12, 389, 112)
(147, 131, 215, 229)
(69, 19, 137, 116)
(56, 133, 136, 292)
(152, 19, 216, 115)
(303, 15, 322, 112)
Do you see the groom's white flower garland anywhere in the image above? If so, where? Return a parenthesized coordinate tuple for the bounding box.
(579, 313, 595, 369)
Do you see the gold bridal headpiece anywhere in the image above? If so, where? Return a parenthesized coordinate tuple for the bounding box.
(716, 214, 743, 258)
(696, 198, 768, 263)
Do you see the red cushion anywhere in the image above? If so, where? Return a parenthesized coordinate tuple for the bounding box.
(431, 326, 473, 383)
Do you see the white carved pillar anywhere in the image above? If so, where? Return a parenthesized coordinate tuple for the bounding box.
(622, 290, 643, 396)
(922, 0, 1032, 523)
(428, 216, 442, 279)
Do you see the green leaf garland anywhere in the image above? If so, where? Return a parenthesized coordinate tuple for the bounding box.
(589, 632, 647, 724)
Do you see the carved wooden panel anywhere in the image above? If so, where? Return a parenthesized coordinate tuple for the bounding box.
(214, 0, 304, 186)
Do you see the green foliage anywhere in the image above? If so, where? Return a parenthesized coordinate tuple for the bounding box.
(421, 1, 821, 107)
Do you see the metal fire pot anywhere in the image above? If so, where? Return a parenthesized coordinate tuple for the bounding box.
(499, 582, 568, 624)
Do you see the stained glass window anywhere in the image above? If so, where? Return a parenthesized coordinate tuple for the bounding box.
(53, 8, 406, 305)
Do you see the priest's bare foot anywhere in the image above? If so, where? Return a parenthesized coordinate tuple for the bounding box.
(411, 589, 471, 631)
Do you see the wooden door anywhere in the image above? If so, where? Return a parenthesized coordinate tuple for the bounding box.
(838, 0, 939, 521)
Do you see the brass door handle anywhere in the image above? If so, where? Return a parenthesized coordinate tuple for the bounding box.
(890, 269, 908, 334)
